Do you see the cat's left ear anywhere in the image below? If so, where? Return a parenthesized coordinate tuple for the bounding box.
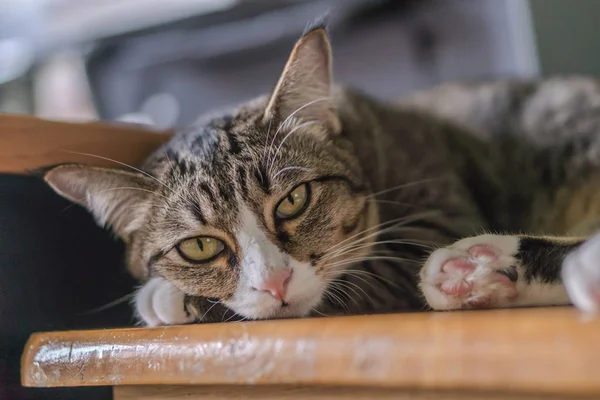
(263, 25, 341, 136)
(43, 164, 157, 238)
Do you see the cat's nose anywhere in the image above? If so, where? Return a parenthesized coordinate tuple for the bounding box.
(256, 269, 292, 301)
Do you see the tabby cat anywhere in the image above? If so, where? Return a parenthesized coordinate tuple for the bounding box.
(44, 23, 600, 326)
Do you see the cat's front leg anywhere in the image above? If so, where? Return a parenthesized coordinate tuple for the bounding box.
(134, 277, 197, 326)
(420, 234, 578, 310)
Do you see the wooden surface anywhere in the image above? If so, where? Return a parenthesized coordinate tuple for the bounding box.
(21, 307, 600, 395)
(113, 385, 598, 400)
(0, 113, 171, 174)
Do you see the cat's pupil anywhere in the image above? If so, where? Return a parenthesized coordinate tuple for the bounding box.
(196, 238, 204, 251)
(287, 194, 295, 205)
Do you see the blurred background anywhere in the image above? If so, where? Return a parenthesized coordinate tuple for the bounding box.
(0, 0, 599, 130)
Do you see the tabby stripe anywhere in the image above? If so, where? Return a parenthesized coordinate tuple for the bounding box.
(255, 163, 271, 194)
(226, 130, 242, 155)
(189, 201, 207, 225)
(237, 166, 249, 198)
(199, 182, 217, 204)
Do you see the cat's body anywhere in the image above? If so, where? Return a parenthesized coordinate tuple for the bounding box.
(44, 26, 600, 325)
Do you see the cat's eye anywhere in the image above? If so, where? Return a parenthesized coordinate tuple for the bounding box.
(275, 183, 310, 220)
(177, 236, 225, 263)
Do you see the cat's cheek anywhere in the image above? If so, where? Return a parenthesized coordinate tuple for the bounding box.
(134, 277, 196, 327)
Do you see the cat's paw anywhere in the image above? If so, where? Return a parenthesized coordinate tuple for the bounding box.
(134, 277, 196, 326)
(562, 234, 600, 314)
(420, 234, 520, 310)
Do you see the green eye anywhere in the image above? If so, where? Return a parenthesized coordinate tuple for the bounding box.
(177, 237, 225, 262)
(276, 183, 310, 220)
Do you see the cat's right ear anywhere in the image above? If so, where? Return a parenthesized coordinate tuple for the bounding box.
(263, 23, 341, 136)
(43, 164, 157, 238)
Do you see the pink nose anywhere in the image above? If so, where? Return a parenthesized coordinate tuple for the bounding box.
(255, 269, 292, 301)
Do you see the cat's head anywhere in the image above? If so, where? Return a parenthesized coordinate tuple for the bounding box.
(44, 25, 378, 320)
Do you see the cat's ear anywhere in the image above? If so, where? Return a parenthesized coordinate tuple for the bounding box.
(263, 25, 341, 135)
(43, 164, 157, 238)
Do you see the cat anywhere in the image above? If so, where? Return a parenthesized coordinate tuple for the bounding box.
(43, 22, 600, 326)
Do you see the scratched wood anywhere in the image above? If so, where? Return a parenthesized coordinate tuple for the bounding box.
(21, 307, 600, 395)
(113, 385, 598, 400)
(0, 113, 171, 174)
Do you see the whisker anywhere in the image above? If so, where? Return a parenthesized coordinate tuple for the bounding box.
(63, 150, 175, 194)
(311, 308, 330, 317)
(368, 198, 424, 209)
(268, 121, 318, 177)
(325, 268, 403, 290)
(330, 278, 370, 300)
(79, 292, 136, 315)
(266, 97, 330, 167)
(323, 211, 441, 255)
(199, 301, 220, 322)
(93, 186, 168, 200)
(262, 118, 274, 165)
(272, 166, 311, 181)
(221, 308, 230, 322)
(224, 311, 240, 323)
(326, 270, 375, 289)
(325, 255, 420, 269)
(324, 287, 350, 311)
(365, 178, 442, 199)
(324, 239, 435, 261)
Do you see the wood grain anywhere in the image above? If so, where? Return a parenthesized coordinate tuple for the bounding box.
(21, 307, 600, 395)
(0, 113, 171, 174)
(113, 385, 598, 400)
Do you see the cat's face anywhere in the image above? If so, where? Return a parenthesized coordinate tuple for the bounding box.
(44, 27, 377, 320)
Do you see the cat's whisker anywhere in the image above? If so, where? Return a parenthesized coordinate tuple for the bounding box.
(328, 282, 361, 307)
(311, 308, 330, 317)
(62, 150, 176, 194)
(330, 278, 370, 300)
(79, 292, 136, 315)
(221, 308, 231, 322)
(272, 166, 311, 181)
(224, 311, 241, 323)
(367, 198, 424, 209)
(261, 118, 274, 165)
(321, 214, 428, 255)
(267, 121, 318, 177)
(266, 97, 330, 168)
(92, 187, 169, 200)
(325, 239, 435, 261)
(365, 178, 443, 199)
(323, 287, 350, 311)
(199, 300, 220, 322)
(325, 255, 420, 269)
(334, 268, 402, 289)
(323, 211, 441, 256)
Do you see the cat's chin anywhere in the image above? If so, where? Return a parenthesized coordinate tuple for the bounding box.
(225, 293, 321, 321)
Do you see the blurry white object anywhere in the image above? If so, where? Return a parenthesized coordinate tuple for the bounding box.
(44, 0, 238, 47)
(140, 92, 180, 130)
(33, 50, 98, 121)
(0, 38, 35, 84)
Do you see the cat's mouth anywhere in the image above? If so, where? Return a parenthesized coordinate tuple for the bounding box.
(224, 285, 323, 320)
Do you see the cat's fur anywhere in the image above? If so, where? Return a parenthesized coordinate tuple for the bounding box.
(44, 25, 600, 325)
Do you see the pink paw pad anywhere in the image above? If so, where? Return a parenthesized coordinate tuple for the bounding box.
(441, 258, 475, 274)
(441, 279, 472, 296)
(468, 244, 499, 262)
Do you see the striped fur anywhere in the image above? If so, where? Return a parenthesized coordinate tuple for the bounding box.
(44, 27, 600, 324)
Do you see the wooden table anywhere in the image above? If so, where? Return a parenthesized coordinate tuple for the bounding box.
(20, 307, 600, 399)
